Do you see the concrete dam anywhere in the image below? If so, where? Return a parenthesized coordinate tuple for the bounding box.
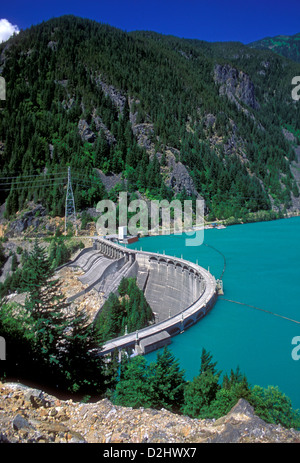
(65, 237, 218, 356)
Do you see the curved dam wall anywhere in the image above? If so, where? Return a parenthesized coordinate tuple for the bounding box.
(87, 237, 218, 356)
(135, 252, 205, 322)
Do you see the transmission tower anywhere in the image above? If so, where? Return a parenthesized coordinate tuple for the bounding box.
(65, 167, 77, 235)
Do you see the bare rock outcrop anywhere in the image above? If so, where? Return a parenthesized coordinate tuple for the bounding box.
(91, 110, 116, 145)
(78, 119, 96, 144)
(214, 63, 260, 111)
(6, 204, 47, 237)
(0, 382, 299, 444)
(95, 78, 127, 114)
(164, 149, 200, 198)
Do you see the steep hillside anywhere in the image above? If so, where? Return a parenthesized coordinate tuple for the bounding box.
(1, 382, 299, 443)
(0, 15, 300, 224)
(248, 32, 300, 63)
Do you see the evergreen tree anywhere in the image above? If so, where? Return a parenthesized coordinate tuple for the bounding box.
(207, 366, 251, 419)
(249, 385, 300, 429)
(182, 349, 221, 418)
(23, 276, 71, 366)
(148, 347, 186, 412)
(21, 240, 71, 372)
(200, 347, 219, 376)
(118, 277, 129, 297)
(113, 355, 153, 408)
(48, 237, 70, 268)
(94, 277, 154, 342)
(0, 243, 7, 269)
(10, 253, 18, 272)
(0, 300, 38, 380)
(0, 239, 107, 394)
(63, 307, 104, 394)
(102, 348, 120, 397)
(21, 239, 53, 293)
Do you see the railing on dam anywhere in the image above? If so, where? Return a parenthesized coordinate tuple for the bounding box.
(92, 236, 218, 356)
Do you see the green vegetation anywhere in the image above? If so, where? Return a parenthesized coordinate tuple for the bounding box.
(0, 243, 7, 269)
(0, 16, 300, 429)
(0, 240, 104, 395)
(94, 277, 154, 343)
(0, 15, 299, 224)
(0, 241, 299, 427)
(113, 347, 185, 412)
(0, 235, 84, 298)
(249, 32, 300, 63)
(114, 347, 300, 429)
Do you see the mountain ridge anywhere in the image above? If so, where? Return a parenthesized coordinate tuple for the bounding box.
(0, 15, 299, 225)
(248, 31, 300, 63)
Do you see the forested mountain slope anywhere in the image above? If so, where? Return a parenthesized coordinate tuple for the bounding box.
(0, 15, 300, 223)
(248, 32, 300, 63)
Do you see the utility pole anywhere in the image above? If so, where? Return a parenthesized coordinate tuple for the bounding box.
(65, 167, 77, 235)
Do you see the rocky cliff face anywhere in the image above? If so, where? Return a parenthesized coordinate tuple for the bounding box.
(164, 148, 201, 198)
(214, 63, 260, 111)
(0, 382, 299, 444)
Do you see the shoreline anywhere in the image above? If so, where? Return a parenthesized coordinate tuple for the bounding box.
(3, 209, 300, 243)
(137, 209, 300, 239)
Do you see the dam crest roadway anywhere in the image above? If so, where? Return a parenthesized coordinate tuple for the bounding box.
(63, 236, 218, 356)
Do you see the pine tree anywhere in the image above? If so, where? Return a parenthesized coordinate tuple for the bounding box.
(10, 253, 18, 272)
(63, 307, 104, 394)
(200, 347, 219, 376)
(182, 349, 221, 418)
(118, 277, 129, 297)
(148, 347, 186, 412)
(0, 243, 6, 269)
(21, 239, 53, 293)
(22, 240, 71, 370)
(0, 299, 37, 380)
(94, 277, 153, 342)
(249, 385, 300, 429)
(113, 355, 153, 408)
(102, 348, 120, 396)
(207, 366, 251, 419)
(4, 187, 19, 218)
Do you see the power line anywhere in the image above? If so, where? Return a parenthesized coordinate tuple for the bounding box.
(0, 171, 67, 181)
(0, 172, 270, 200)
(0, 181, 67, 192)
(0, 176, 67, 186)
(0, 179, 101, 192)
(0, 171, 102, 188)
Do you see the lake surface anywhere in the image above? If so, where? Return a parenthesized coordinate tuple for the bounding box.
(127, 217, 300, 410)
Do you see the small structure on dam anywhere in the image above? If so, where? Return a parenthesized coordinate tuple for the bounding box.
(64, 236, 218, 356)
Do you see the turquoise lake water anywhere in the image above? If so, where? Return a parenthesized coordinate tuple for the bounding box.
(127, 217, 300, 410)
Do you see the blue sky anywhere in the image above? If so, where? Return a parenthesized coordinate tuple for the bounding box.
(1, 0, 300, 44)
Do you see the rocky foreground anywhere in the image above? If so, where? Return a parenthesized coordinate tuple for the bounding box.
(0, 382, 299, 444)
